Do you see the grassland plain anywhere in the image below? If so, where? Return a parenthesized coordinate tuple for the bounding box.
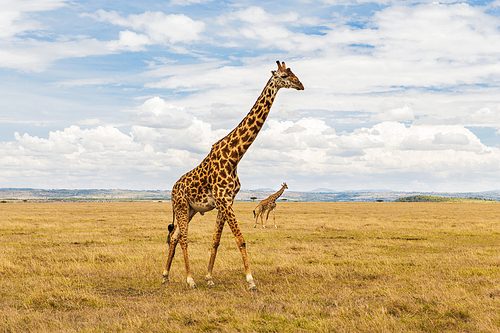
(0, 201, 499, 332)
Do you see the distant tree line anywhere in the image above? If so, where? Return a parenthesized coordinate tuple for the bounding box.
(395, 195, 495, 202)
(395, 195, 455, 202)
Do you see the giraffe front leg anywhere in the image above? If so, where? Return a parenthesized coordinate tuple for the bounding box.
(273, 209, 277, 228)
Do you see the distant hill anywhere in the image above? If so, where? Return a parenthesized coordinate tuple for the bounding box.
(1, 188, 499, 202)
(0, 189, 170, 201)
(309, 188, 337, 193)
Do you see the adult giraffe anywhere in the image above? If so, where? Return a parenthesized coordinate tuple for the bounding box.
(163, 61, 304, 290)
(253, 182, 288, 228)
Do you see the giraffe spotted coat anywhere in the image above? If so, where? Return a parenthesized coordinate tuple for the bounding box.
(162, 61, 304, 290)
(253, 182, 288, 228)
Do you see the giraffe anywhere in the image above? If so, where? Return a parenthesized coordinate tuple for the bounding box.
(162, 61, 304, 290)
(253, 182, 288, 229)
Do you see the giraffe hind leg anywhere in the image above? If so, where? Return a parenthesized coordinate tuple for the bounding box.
(163, 225, 197, 289)
(262, 210, 268, 228)
(162, 225, 179, 284)
(253, 208, 262, 228)
(163, 198, 197, 289)
(218, 199, 257, 290)
(177, 215, 197, 289)
(206, 211, 225, 288)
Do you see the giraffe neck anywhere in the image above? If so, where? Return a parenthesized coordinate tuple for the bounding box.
(214, 77, 279, 164)
(269, 185, 286, 202)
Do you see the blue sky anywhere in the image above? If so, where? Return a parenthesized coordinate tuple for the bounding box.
(1, 0, 500, 192)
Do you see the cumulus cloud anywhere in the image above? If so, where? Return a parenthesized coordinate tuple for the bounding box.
(84, 10, 205, 48)
(138, 3, 500, 131)
(0, 125, 199, 189)
(129, 97, 194, 129)
(462, 107, 500, 127)
(127, 98, 228, 154)
(397, 125, 483, 152)
(240, 119, 500, 191)
(2, 1, 500, 191)
(373, 104, 414, 122)
(1, 114, 499, 190)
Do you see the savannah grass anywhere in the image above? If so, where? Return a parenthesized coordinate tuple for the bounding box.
(1, 201, 499, 332)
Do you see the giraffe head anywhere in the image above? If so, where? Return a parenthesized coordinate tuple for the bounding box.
(271, 61, 304, 91)
(281, 182, 288, 189)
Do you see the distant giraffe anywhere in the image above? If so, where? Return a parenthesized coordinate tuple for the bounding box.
(163, 61, 304, 290)
(253, 182, 288, 228)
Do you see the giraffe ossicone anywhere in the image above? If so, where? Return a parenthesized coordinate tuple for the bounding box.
(162, 61, 304, 290)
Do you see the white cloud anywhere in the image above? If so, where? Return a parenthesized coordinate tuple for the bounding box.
(1, 115, 499, 190)
(432, 132, 470, 146)
(2, 1, 500, 191)
(127, 97, 229, 154)
(129, 97, 194, 129)
(0, 1, 110, 72)
(216, 6, 317, 52)
(55, 77, 118, 88)
(240, 119, 500, 191)
(0, 35, 113, 72)
(373, 104, 414, 122)
(108, 30, 150, 52)
(169, 0, 213, 6)
(0, 5, 206, 72)
(133, 2, 500, 133)
(0, 125, 197, 189)
(0, 10, 39, 38)
(78, 118, 101, 126)
(0, 0, 68, 38)
(85, 10, 205, 46)
(463, 107, 500, 127)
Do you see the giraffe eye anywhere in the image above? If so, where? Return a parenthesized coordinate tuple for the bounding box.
(280, 74, 288, 78)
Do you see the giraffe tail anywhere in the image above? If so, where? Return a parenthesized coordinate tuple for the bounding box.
(253, 210, 256, 218)
(167, 211, 175, 245)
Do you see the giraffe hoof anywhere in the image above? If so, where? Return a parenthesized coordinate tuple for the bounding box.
(249, 284, 258, 291)
(187, 277, 197, 289)
(162, 276, 169, 284)
(206, 275, 215, 288)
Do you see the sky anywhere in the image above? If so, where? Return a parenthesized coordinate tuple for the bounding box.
(1, 0, 500, 192)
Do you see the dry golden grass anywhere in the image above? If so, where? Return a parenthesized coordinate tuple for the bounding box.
(1, 201, 499, 332)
